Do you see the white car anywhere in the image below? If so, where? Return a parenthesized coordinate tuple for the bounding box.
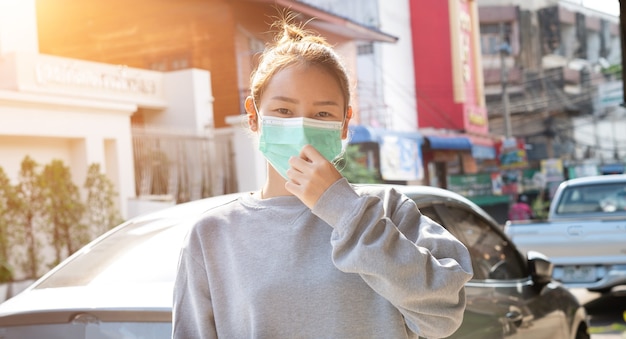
(505, 174, 626, 293)
(0, 185, 589, 339)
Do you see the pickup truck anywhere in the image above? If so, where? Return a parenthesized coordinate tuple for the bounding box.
(504, 174, 626, 293)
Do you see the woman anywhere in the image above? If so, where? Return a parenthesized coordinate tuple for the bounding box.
(172, 17, 473, 339)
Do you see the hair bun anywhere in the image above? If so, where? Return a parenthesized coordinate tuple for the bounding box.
(281, 23, 306, 43)
(272, 17, 328, 46)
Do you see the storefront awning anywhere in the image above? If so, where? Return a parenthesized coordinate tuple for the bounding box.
(600, 163, 624, 174)
(425, 136, 472, 150)
(348, 125, 422, 144)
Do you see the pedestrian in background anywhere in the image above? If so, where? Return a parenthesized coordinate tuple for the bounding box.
(508, 194, 534, 221)
(172, 14, 473, 339)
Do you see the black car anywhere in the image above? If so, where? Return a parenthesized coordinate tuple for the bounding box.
(0, 185, 589, 339)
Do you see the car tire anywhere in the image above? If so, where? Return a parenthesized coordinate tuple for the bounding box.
(587, 287, 612, 294)
(575, 324, 590, 339)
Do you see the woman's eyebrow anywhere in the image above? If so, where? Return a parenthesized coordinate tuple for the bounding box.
(270, 96, 340, 107)
(313, 100, 340, 107)
(270, 96, 298, 104)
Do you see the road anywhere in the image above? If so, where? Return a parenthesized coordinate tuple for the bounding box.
(570, 288, 626, 339)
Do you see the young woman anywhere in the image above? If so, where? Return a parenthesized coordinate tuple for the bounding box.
(172, 18, 473, 339)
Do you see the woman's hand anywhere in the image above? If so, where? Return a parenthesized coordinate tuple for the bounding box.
(285, 144, 343, 209)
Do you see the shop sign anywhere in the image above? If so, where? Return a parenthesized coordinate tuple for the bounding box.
(380, 135, 423, 181)
(0, 52, 166, 108)
(496, 138, 528, 169)
(447, 173, 494, 197)
(541, 158, 565, 198)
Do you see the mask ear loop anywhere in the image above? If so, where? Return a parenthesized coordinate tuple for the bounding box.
(251, 99, 265, 135)
(252, 99, 261, 123)
(333, 106, 352, 172)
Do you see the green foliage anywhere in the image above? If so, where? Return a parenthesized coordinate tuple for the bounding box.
(0, 157, 122, 281)
(13, 156, 44, 279)
(0, 168, 16, 282)
(84, 163, 123, 237)
(339, 144, 383, 184)
(602, 63, 622, 80)
(40, 160, 86, 267)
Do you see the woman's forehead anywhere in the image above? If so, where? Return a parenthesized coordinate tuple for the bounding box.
(261, 64, 345, 104)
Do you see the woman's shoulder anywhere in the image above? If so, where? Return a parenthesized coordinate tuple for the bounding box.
(190, 194, 251, 229)
(352, 183, 408, 200)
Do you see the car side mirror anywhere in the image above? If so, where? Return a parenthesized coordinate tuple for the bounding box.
(527, 250, 554, 286)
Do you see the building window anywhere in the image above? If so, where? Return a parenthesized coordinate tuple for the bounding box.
(480, 23, 511, 55)
(357, 43, 374, 55)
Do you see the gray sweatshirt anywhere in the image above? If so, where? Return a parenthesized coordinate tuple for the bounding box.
(172, 179, 473, 339)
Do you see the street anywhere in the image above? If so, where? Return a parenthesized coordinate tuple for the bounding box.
(570, 288, 626, 339)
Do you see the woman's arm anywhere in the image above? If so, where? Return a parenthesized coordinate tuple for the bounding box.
(312, 179, 473, 338)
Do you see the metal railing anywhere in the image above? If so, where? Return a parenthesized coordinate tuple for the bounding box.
(132, 129, 238, 203)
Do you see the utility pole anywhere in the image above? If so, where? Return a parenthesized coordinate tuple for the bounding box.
(499, 22, 513, 138)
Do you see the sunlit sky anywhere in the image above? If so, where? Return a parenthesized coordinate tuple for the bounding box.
(563, 0, 620, 15)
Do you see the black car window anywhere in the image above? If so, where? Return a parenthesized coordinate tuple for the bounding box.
(419, 203, 525, 281)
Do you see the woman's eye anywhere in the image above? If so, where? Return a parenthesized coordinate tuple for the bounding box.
(317, 111, 332, 118)
(275, 108, 291, 115)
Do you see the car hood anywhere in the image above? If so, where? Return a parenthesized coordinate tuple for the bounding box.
(0, 283, 173, 325)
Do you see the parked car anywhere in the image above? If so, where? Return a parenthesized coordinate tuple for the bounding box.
(504, 174, 626, 293)
(0, 185, 589, 339)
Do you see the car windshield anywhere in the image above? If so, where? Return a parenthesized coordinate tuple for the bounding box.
(556, 182, 626, 215)
(35, 217, 190, 289)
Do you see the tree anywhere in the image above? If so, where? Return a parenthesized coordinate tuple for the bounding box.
(84, 163, 123, 239)
(40, 160, 86, 266)
(0, 167, 16, 282)
(13, 156, 44, 279)
(339, 144, 383, 184)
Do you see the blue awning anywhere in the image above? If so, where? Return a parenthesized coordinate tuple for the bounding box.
(349, 125, 375, 143)
(425, 136, 472, 150)
(600, 163, 624, 174)
(348, 125, 422, 144)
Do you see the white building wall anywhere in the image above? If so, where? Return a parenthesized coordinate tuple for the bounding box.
(298, 0, 418, 132)
(573, 110, 626, 161)
(0, 0, 39, 54)
(146, 69, 215, 134)
(0, 89, 138, 218)
(378, 0, 417, 132)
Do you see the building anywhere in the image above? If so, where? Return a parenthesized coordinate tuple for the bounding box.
(477, 0, 623, 204)
(0, 0, 397, 218)
(0, 0, 398, 281)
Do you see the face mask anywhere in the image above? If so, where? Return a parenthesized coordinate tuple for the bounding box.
(258, 116, 343, 179)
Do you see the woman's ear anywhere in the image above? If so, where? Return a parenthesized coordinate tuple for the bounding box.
(341, 106, 353, 140)
(244, 96, 258, 131)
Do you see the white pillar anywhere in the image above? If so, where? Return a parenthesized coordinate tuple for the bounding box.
(155, 69, 215, 134)
(225, 115, 266, 192)
(0, 0, 39, 54)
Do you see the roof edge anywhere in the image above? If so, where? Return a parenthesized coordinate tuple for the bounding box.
(241, 0, 399, 43)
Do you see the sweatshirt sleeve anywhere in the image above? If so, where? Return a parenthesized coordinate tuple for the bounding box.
(312, 179, 474, 338)
(172, 228, 217, 339)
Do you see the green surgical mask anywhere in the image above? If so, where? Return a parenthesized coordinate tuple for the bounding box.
(258, 116, 343, 179)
